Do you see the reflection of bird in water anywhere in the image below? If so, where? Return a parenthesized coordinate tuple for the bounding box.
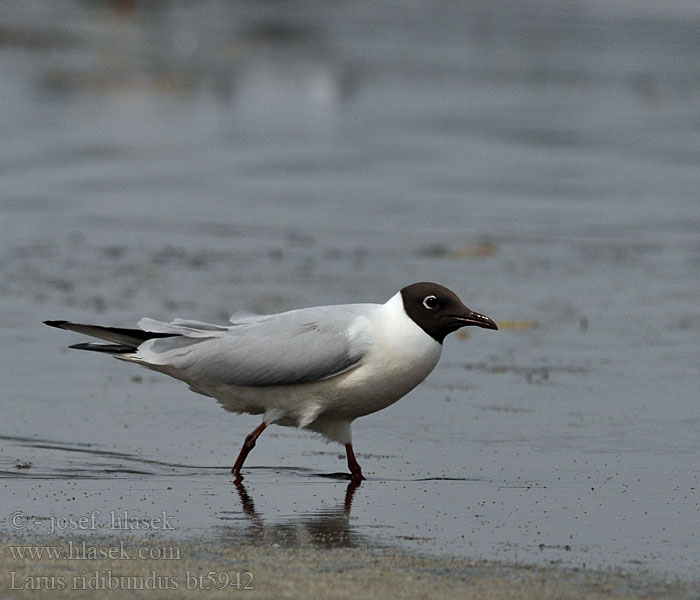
(225, 478, 364, 549)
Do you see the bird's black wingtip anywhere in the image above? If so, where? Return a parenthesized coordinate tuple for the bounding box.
(69, 342, 136, 354)
(44, 320, 69, 329)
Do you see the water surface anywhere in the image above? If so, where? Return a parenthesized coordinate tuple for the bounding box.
(1, 0, 700, 579)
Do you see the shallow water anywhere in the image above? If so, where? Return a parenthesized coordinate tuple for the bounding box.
(1, 0, 700, 579)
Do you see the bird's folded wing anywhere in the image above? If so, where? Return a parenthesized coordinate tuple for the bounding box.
(135, 305, 375, 387)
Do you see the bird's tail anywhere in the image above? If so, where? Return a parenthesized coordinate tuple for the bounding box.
(43, 320, 178, 354)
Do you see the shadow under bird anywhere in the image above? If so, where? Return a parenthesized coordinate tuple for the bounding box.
(44, 282, 497, 481)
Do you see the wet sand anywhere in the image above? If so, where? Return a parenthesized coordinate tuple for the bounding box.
(3, 534, 697, 600)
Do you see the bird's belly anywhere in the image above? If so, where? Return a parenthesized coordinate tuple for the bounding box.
(322, 339, 442, 418)
(198, 323, 442, 423)
(202, 342, 440, 421)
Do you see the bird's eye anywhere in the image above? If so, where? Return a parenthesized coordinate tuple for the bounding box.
(422, 295, 438, 310)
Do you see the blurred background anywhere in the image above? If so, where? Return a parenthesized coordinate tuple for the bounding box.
(2, 0, 700, 575)
(2, 0, 699, 313)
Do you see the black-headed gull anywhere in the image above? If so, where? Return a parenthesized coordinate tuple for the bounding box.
(45, 282, 497, 481)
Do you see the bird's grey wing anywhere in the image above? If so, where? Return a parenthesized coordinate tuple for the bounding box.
(134, 305, 375, 387)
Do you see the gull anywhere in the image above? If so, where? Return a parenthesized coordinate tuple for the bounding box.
(45, 282, 497, 481)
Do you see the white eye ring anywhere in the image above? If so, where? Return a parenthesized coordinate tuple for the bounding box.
(422, 295, 438, 309)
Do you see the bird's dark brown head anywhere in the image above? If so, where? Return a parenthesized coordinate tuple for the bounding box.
(400, 282, 498, 343)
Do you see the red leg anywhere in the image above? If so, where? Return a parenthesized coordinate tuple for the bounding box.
(345, 443, 366, 481)
(232, 422, 267, 476)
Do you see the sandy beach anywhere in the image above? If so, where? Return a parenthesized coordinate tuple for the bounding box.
(3, 535, 697, 600)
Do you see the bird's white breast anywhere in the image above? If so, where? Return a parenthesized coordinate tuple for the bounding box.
(326, 292, 443, 417)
